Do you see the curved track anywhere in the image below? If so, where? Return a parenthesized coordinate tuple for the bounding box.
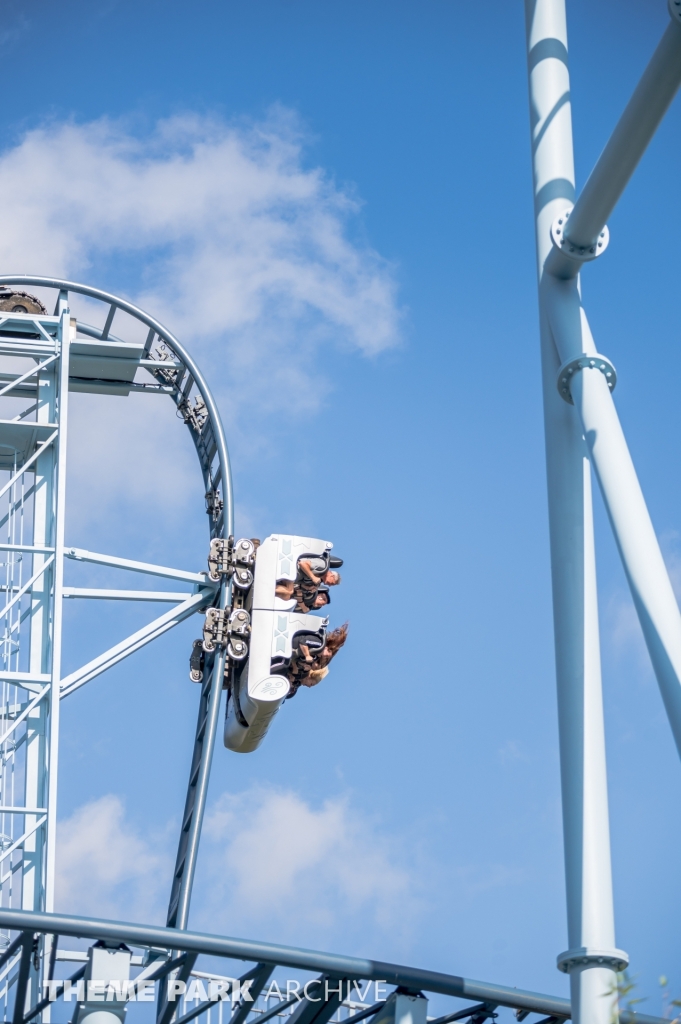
(0, 275, 234, 541)
(0, 275, 234, 932)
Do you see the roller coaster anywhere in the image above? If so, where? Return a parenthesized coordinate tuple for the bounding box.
(0, 4, 679, 1024)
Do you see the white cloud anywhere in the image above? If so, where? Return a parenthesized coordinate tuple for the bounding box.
(56, 794, 170, 922)
(0, 110, 401, 546)
(64, 390, 203, 548)
(198, 786, 419, 950)
(497, 739, 529, 765)
(0, 110, 401, 424)
(56, 786, 420, 949)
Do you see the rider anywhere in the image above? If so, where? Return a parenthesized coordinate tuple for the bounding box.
(275, 556, 342, 611)
(286, 623, 349, 697)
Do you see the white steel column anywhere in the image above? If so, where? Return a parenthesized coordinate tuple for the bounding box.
(524, 4, 625, 1023)
(546, 276, 681, 759)
(44, 299, 71, 913)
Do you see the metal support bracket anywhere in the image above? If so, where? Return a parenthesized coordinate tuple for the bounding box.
(207, 536, 255, 586)
(202, 607, 251, 660)
(202, 608, 228, 651)
(556, 947, 629, 974)
(189, 640, 205, 683)
(226, 609, 250, 661)
(557, 353, 617, 404)
(207, 538, 231, 581)
(551, 208, 609, 263)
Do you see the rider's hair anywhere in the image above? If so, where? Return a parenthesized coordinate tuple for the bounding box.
(325, 622, 349, 655)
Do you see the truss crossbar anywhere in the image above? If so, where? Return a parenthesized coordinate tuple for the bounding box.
(0, 809, 46, 816)
(0, 432, 57, 505)
(0, 557, 53, 624)
(0, 357, 58, 403)
(59, 590, 211, 698)
(0, 687, 49, 747)
(65, 547, 215, 586)
(62, 588, 195, 602)
(0, 818, 46, 868)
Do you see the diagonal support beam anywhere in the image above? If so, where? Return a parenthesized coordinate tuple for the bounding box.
(0, 355, 58, 402)
(169, 965, 264, 1024)
(335, 1002, 386, 1024)
(156, 952, 197, 1024)
(547, 11, 681, 274)
(101, 304, 117, 340)
(65, 547, 215, 587)
(0, 431, 58, 504)
(0, 817, 47, 867)
(23, 963, 86, 1023)
(429, 1005, 493, 1024)
(287, 976, 349, 1024)
(0, 556, 54, 624)
(0, 935, 24, 973)
(0, 686, 49, 747)
(12, 933, 34, 1024)
(545, 275, 681, 760)
(229, 964, 274, 1024)
(60, 591, 210, 698)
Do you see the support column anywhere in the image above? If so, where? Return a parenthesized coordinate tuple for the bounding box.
(44, 299, 72, 915)
(546, 276, 681, 761)
(524, 3, 625, 1022)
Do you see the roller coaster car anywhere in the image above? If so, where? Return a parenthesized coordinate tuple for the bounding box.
(0, 289, 47, 315)
(224, 534, 334, 754)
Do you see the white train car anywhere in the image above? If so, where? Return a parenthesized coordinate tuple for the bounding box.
(224, 534, 334, 753)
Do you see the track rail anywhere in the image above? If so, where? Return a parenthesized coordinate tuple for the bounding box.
(0, 275, 233, 540)
(0, 276, 233, 933)
(0, 908, 667, 1024)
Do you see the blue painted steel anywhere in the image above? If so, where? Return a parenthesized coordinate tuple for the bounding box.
(0, 277, 234, 936)
(0, 275, 234, 537)
(0, 908, 666, 1024)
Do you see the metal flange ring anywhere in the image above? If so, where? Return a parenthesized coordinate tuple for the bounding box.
(557, 353, 617, 405)
(557, 947, 629, 974)
(551, 208, 610, 262)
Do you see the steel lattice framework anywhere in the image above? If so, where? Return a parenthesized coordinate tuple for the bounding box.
(0, 5, 677, 1024)
(0, 275, 234, 1015)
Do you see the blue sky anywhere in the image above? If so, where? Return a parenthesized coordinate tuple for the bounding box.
(2, 0, 681, 1018)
